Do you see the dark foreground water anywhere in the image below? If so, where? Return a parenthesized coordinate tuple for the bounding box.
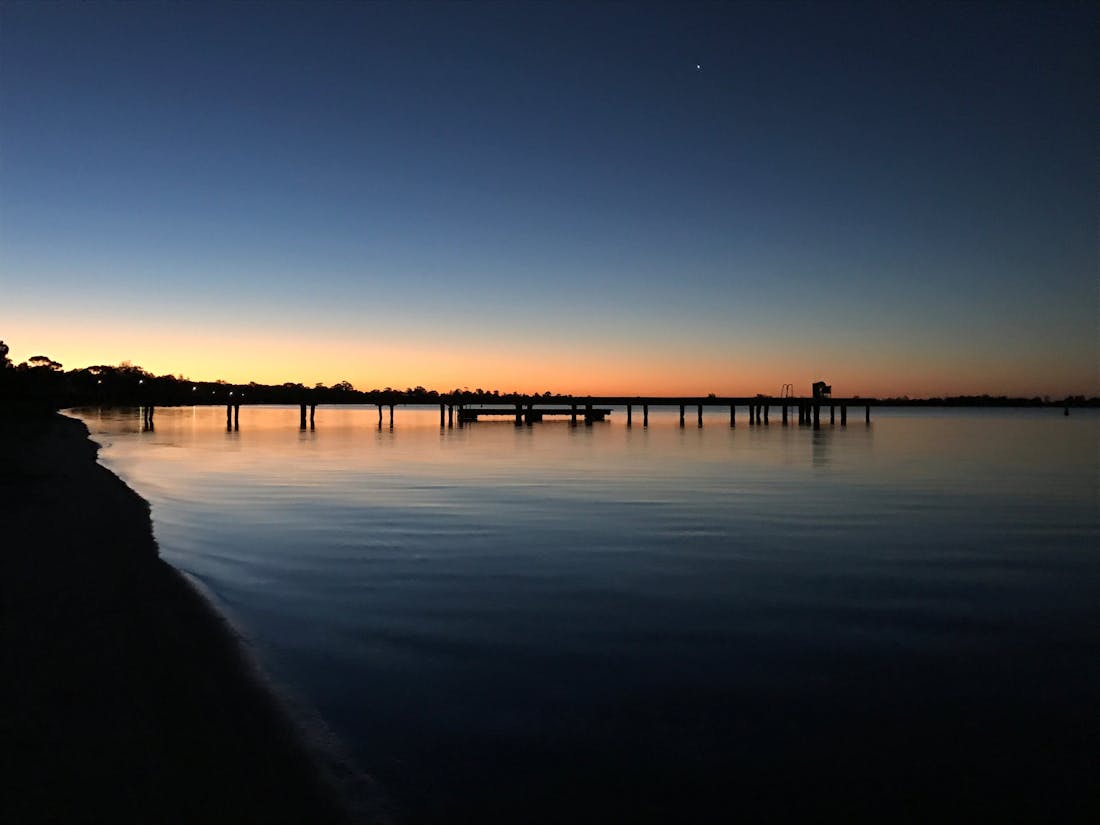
(71, 406, 1099, 823)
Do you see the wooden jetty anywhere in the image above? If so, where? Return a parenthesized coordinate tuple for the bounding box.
(140, 386, 879, 432)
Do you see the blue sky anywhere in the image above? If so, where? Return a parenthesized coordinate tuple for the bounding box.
(2, 2, 1096, 395)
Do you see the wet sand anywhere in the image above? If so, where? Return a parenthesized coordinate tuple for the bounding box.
(1, 411, 369, 823)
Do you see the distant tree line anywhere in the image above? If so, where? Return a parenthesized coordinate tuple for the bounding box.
(876, 394, 1097, 407)
(1, 340, 1096, 409)
(0, 341, 580, 408)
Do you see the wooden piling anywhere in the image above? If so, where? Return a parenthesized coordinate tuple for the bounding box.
(571, 404, 577, 425)
(830, 404, 835, 425)
(841, 404, 847, 426)
(585, 403, 594, 427)
(813, 404, 820, 429)
(643, 404, 649, 427)
(389, 404, 394, 428)
(679, 405, 685, 427)
(440, 404, 445, 427)
(865, 404, 870, 424)
(448, 405, 454, 428)
(234, 404, 240, 430)
(515, 403, 523, 427)
(300, 403, 308, 429)
(627, 404, 632, 427)
(782, 405, 788, 425)
(729, 405, 735, 428)
(763, 405, 769, 425)
(377, 404, 383, 427)
(528, 403, 536, 426)
(697, 404, 703, 427)
(310, 404, 316, 429)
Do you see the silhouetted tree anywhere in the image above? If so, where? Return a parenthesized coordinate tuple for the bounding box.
(28, 355, 63, 371)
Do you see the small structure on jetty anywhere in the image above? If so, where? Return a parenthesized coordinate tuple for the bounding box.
(459, 405, 612, 425)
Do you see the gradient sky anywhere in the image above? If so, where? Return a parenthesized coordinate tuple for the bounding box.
(2, 2, 1096, 396)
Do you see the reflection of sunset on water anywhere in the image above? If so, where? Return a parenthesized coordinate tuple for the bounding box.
(68, 404, 1100, 823)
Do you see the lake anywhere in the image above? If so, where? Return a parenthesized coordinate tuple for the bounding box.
(69, 405, 1099, 824)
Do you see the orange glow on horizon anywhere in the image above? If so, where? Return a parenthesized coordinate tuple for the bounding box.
(5, 320, 1096, 399)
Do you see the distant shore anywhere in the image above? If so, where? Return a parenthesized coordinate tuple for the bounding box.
(1, 410, 374, 824)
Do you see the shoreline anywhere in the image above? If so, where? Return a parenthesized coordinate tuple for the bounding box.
(2, 411, 380, 823)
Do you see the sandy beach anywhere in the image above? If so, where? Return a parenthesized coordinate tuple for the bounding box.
(1, 410, 362, 823)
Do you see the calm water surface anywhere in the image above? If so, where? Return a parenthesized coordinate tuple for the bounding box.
(70, 406, 1099, 823)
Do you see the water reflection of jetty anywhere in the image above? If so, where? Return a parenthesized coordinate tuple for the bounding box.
(143, 383, 877, 432)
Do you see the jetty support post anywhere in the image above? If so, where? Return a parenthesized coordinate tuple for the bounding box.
(764, 404, 769, 425)
(389, 404, 394, 429)
(679, 404, 685, 428)
(814, 404, 821, 429)
(643, 404, 649, 427)
(234, 404, 240, 430)
(866, 404, 871, 424)
(377, 404, 383, 428)
(830, 405, 835, 425)
(448, 404, 454, 428)
(697, 404, 703, 428)
(528, 403, 536, 426)
(515, 403, 523, 427)
(729, 405, 735, 428)
(310, 404, 317, 430)
(585, 403, 594, 427)
(627, 404, 632, 428)
(841, 404, 847, 426)
(782, 405, 788, 425)
(440, 404, 445, 428)
(300, 403, 308, 430)
(749, 404, 755, 426)
(571, 404, 577, 426)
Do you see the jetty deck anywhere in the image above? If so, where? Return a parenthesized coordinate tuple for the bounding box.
(140, 394, 877, 432)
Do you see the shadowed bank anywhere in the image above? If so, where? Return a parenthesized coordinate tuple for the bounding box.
(1, 408, 384, 824)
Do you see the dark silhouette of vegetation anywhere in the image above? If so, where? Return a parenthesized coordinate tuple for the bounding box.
(1, 339, 1096, 410)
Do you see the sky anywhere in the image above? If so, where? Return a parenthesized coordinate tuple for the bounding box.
(1, 2, 1096, 397)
